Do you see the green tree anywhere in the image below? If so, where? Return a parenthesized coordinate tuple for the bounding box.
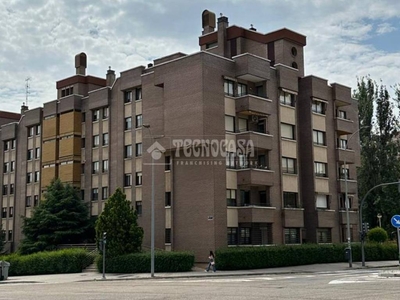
(95, 188, 143, 257)
(367, 227, 388, 243)
(19, 178, 90, 254)
(0, 223, 5, 253)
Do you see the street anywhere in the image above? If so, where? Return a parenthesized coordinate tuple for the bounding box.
(1, 270, 399, 300)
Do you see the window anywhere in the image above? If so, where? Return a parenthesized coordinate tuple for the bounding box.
(165, 156, 171, 171)
(102, 160, 109, 173)
(91, 188, 99, 201)
(237, 83, 247, 96)
(135, 172, 142, 186)
(26, 149, 33, 160)
(135, 115, 142, 128)
(81, 138, 86, 148)
(93, 135, 100, 147)
(291, 47, 298, 56)
(34, 171, 40, 182)
(102, 187, 109, 200)
(1, 208, 6, 218)
(314, 162, 327, 177)
(124, 174, 132, 187)
(135, 88, 142, 101)
(312, 100, 326, 114)
(165, 192, 171, 206)
(259, 190, 270, 206)
(81, 190, 85, 201)
(224, 79, 235, 96)
(102, 133, 109, 146)
(26, 196, 32, 207)
(34, 195, 39, 206)
(316, 194, 329, 209)
(281, 123, 295, 140)
(4, 141, 9, 151)
(313, 130, 326, 146)
(284, 228, 300, 244)
(339, 193, 353, 209)
(124, 91, 132, 103)
(317, 228, 332, 243)
(240, 190, 250, 206)
(282, 157, 296, 174)
(225, 115, 235, 132)
(226, 189, 237, 206)
(81, 163, 85, 174)
(27, 172, 33, 183)
(11, 139, 16, 149)
(165, 228, 171, 244)
(9, 207, 13, 218)
(125, 117, 132, 130)
(10, 161, 15, 172)
(135, 201, 142, 215)
(92, 109, 100, 121)
(283, 192, 299, 208)
(28, 126, 34, 137)
(226, 152, 235, 169)
(9, 184, 14, 195)
(339, 166, 349, 179)
(102, 107, 109, 119)
(92, 161, 99, 174)
(36, 125, 41, 135)
(3, 162, 9, 173)
(238, 153, 248, 168)
(82, 112, 86, 122)
(124, 145, 132, 158)
(279, 91, 295, 106)
(35, 147, 40, 158)
(2, 185, 7, 196)
(337, 110, 347, 119)
(8, 230, 12, 241)
(238, 118, 248, 132)
(338, 138, 347, 149)
(135, 143, 142, 157)
(228, 227, 238, 245)
(240, 227, 251, 245)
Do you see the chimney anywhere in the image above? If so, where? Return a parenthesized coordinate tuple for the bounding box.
(217, 14, 229, 57)
(75, 52, 87, 75)
(21, 102, 28, 114)
(106, 66, 115, 86)
(202, 10, 216, 35)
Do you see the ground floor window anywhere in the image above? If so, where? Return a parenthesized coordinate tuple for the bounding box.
(317, 228, 332, 243)
(227, 227, 238, 245)
(284, 228, 300, 244)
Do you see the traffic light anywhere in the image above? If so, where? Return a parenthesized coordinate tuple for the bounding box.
(103, 232, 107, 242)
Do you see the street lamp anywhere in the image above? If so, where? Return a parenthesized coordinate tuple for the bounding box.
(143, 124, 155, 278)
(377, 213, 382, 227)
(342, 129, 362, 268)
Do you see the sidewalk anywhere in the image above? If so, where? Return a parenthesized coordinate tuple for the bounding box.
(1, 260, 399, 285)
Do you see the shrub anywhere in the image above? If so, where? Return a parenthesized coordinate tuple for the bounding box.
(0, 248, 94, 276)
(367, 227, 388, 243)
(97, 251, 194, 273)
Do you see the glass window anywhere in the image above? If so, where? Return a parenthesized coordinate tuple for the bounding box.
(26, 196, 32, 207)
(125, 117, 132, 130)
(279, 91, 295, 106)
(316, 194, 329, 209)
(27, 172, 33, 183)
(226, 152, 235, 169)
(82, 112, 86, 122)
(3, 162, 9, 173)
(81, 138, 86, 148)
(165, 228, 171, 244)
(314, 162, 327, 177)
(284, 228, 300, 244)
(102, 187, 108, 200)
(224, 79, 235, 96)
(313, 130, 326, 146)
(339, 166, 349, 179)
(28, 126, 34, 137)
(102, 133, 109, 146)
(10, 161, 15, 172)
(4, 141, 9, 151)
(35, 147, 40, 158)
(8, 230, 12, 241)
(135, 201, 142, 215)
(124, 91, 132, 103)
(92, 109, 100, 121)
(27, 149, 33, 160)
(102, 107, 109, 119)
(34, 171, 40, 182)
(282, 157, 296, 174)
(9, 207, 13, 217)
(2, 185, 7, 196)
(1, 208, 6, 218)
(135, 115, 142, 128)
(240, 227, 251, 245)
(124, 174, 132, 187)
(135, 88, 142, 101)
(135, 172, 142, 186)
(135, 143, 142, 157)
(9, 184, 14, 195)
(312, 100, 326, 114)
(36, 125, 41, 135)
(238, 118, 248, 132)
(165, 192, 171, 206)
(281, 123, 295, 140)
(237, 83, 247, 97)
(228, 227, 238, 245)
(165, 156, 171, 171)
(92, 161, 99, 174)
(317, 228, 332, 243)
(225, 115, 235, 132)
(93, 135, 100, 147)
(240, 190, 250, 206)
(124, 145, 132, 158)
(34, 195, 39, 206)
(11, 139, 16, 149)
(226, 189, 237, 206)
(338, 138, 347, 149)
(91, 188, 99, 201)
(283, 192, 299, 208)
(102, 160, 109, 173)
(337, 110, 347, 119)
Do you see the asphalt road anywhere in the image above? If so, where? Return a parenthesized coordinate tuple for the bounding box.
(1, 270, 399, 300)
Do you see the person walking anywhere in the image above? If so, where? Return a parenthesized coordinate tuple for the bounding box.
(205, 250, 216, 272)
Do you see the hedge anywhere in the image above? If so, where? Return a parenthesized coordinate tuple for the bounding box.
(0, 248, 95, 276)
(97, 251, 194, 273)
(215, 243, 398, 270)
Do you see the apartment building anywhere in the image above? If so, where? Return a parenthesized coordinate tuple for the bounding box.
(0, 10, 360, 261)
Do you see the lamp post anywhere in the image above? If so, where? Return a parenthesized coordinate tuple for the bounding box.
(377, 213, 382, 227)
(342, 129, 362, 268)
(143, 124, 155, 278)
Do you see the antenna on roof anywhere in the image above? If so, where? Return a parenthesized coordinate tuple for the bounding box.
(25, 77, 31, 106)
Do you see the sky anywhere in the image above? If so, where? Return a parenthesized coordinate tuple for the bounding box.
(1, 0, 400, 114)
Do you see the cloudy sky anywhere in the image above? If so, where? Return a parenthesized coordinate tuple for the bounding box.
(1, 0, 400, 114)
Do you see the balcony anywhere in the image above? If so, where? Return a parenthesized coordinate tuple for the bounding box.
(233, 53, 270, 82)
(339, 210, 359, 225)
(338, 179, 358, 194)
(236, 131, 273, 150)
(337, 148, 356, 164)
(335, 117, 354, 135)
(317, 209, 336, 227)
(235, 95, 272, 116)
(236, 168, 274, 186)
(283, 208, 304, 227)
(332, 83, 352, 107)
(237, 206, 275, 223)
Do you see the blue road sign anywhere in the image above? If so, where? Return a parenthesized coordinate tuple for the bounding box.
(391, 215, 400, 228)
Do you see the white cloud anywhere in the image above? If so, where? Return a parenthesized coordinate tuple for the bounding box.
(0, 0, 400, 113)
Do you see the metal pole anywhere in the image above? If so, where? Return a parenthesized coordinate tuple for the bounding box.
(102, 232, 106, 280)
(359, 181, 399, 266)
(397, 227, 400, 266)
(344, 156, 352, 268)
(151, 150, 155, 277)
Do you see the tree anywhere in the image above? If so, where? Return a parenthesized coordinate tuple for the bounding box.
(356, 77, 400, 232)
(95, 188, 143, 257)
(367, 227, 388, 243)
(19, 178, 90, 254)
(0, 223, 5, 253)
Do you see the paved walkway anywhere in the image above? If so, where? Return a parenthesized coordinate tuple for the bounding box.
(1, 260, 399, 284)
